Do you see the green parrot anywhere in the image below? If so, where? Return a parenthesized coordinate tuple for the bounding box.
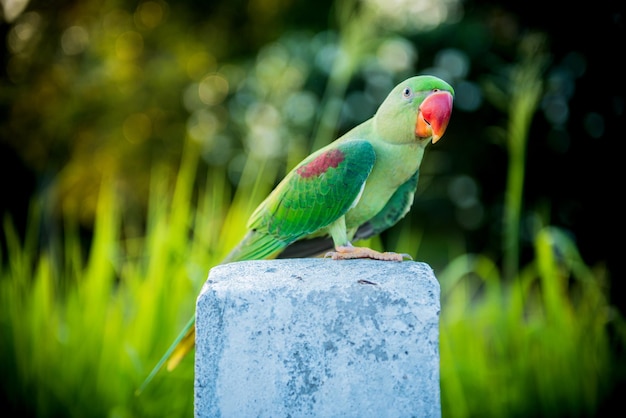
(137, 74, 454, 394)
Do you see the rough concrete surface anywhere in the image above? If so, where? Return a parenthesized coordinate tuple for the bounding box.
(194, 258, 441, 418)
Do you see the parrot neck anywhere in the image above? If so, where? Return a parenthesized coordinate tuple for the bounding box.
(372, 106, 419, 145)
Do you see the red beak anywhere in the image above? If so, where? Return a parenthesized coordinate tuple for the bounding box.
(415, 91, 453, 144)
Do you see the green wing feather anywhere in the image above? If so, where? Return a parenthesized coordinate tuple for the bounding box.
(275, 169, 421, 258)
(220, 139, 376, 263)
(221, 230, 287, 263)
(248, 139, 376, 241)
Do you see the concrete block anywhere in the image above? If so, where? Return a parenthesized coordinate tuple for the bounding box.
(194, 259, 441, 418)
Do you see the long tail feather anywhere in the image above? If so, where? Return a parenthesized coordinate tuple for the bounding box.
(166, 323, 196, 371)
(135, 315, 195, 395)
(137, 231, 288, 395)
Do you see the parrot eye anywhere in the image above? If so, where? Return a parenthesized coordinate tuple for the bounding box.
(402, 87, 412, 99)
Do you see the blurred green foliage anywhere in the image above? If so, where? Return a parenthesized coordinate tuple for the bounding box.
(1, 0, 624, 417)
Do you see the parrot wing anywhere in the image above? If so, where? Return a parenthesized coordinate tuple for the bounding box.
(276, 169, 421, 258)
(222, 138, 377, 262)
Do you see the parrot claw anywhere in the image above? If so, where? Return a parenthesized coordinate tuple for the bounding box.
(325, 246, 410, 262)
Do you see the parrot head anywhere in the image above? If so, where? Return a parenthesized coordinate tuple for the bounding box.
(375, 75, 454, 145)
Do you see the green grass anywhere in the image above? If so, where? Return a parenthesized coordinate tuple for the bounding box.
(438, 228, 622, 417)
(0, 136, 288, 417)
(1, 142, 623, 417)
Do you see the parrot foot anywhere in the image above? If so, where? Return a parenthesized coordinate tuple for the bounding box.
(325, 245, 412, 262)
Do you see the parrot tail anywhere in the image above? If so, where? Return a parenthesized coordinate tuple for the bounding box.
(137, 231, 287, 395)
(136, 315, 195, 396)
(167, 323, 196, 371)
(221, 230, 288, 263)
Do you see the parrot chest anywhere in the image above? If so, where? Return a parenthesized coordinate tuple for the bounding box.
(345, 142, 424, 228)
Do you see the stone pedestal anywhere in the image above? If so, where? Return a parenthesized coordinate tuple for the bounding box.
(194, 259, 441, 418)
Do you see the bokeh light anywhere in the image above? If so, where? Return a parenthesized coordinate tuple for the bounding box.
(61, 26, 90, 55)
(583, 112, 605, 139)
(448, 174, 484, 230)
(364, 0, 463, 31)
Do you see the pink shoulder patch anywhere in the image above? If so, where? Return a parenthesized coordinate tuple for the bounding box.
(296, 149, 345, 178)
